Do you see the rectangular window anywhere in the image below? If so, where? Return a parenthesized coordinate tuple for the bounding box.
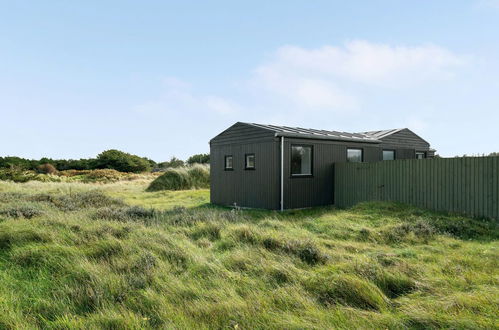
(416, 152, 425, 159)
(224, 155, 233, 170)
(245, 154, 255, 169)
(347, 148, 363, 162)
(291, 145, 312, 176)
(383, 150, 395, 161)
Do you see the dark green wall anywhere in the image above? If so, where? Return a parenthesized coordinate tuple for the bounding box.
(334, 157, 499, 220)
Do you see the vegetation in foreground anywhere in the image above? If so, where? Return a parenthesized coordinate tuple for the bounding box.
(147, 164, 210, 191)
(0, 181, 497, 329)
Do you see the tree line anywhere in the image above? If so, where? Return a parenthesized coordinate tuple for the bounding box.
(0, 150, 209, 174)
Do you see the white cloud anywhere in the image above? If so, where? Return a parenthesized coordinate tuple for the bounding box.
(134, 77, 240, 116)
(135, 41, 465, 130)
(253, 41, 465, 112)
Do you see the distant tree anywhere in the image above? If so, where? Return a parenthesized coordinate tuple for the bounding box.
(158, 157, 185, 169)
(489, 152, 499, 157)
(96, 149, 152, 173)
(0, 156, 33, 170)
(187, 153, 210, 165)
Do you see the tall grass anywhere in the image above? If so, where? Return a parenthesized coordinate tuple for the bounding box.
(0, 181, 497, 329)
(146, 164, 209, 191)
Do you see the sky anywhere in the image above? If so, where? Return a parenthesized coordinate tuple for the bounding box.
(1, 0, 499, 161)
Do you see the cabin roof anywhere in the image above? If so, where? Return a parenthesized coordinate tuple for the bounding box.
(244, 122, 403, 143)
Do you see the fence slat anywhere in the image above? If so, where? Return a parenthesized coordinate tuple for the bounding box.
(334, 156, 499, 220)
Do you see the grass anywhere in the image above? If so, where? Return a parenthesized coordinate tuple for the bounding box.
(0, 180, 497, 329)
(147, 165, 210, 192)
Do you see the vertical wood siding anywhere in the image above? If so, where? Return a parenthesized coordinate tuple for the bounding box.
(334, 157, 499, 220)
(282, 139, 384, 209)
(210, 140, 280, 209)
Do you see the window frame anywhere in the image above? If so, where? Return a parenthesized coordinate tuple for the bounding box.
(244, 153, 255, 170)
(382, 149, 396, 161)
(347, 148, 364, 163)
(416, 151, 426, 159)
(224, 155, 234, 171)
(290, 144, 314, 178)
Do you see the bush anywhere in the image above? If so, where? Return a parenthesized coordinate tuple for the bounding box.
(147, 165, 210, 192)
(96, 150, 152, 173)
(0, 204, 44, 219)
(44, 191, 124, 211)
(0, 157, 36, 170)
(187, 153, 210, 165)
(146, 165, 209, 191)
(187, 164, 210, 189)
(0, 169, 37, 183)
(147, 168, 190, 191)
(37, 163, 58, 175)
(157, 157, 185, 169)
(94, 206, 157, 222)
(83, 169, 126, 182)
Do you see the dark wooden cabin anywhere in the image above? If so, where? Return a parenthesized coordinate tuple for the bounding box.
(210, 122, 434, 210)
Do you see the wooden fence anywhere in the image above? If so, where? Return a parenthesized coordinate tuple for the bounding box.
(334, 156, 499, 219)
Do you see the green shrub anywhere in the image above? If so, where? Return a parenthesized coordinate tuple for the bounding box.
(187, 153, 210, 165)
(187, 164, 210, 189)
(157, 157, 184, 169)
(147, 165, 210, 191)
(47, 191, 124, 211)
(0, 192, 25, 203)
(96, 149, 152, 173)
(0, 203, 44, 219)
(82, 169, 125, 182)
(0, 169, 37, 183)
(147, 168, 191, 191)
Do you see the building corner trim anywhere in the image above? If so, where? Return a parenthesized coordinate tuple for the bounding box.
(280, 136, 284, 211)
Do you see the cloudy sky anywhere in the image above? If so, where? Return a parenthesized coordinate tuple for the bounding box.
(1, 1, 498, 161)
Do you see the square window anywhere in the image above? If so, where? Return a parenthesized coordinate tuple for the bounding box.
(224, 155, 233, 170)
(383, 150, 395, 161)
(347, 148, 363, 162)
(245, 154, 255, 169)
(291, 145, 312, 176)
(416, 152, 425, 159)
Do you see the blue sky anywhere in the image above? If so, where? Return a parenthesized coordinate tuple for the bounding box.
(1, 1, 498, 161)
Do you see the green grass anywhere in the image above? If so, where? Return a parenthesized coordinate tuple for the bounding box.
(0, 180, 497, 329)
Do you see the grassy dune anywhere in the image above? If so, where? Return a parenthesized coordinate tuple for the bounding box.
(0, 181, 497, 329)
